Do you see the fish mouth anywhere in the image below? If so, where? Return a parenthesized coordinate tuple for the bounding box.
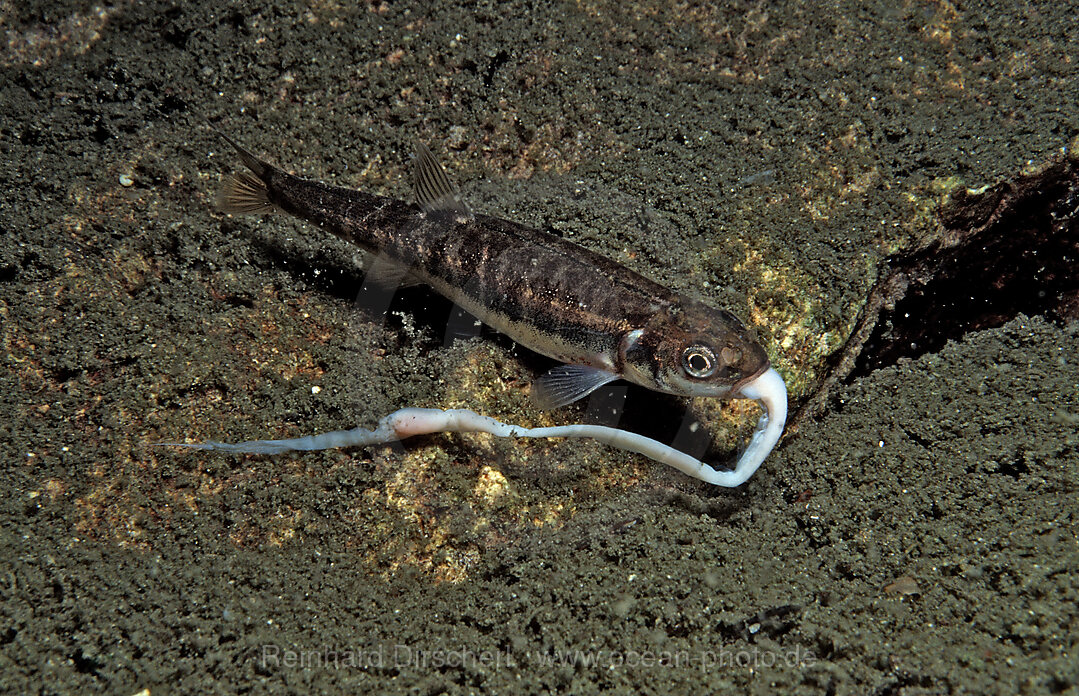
(730, 362, 771, 400)
(724, 366, 788, 484)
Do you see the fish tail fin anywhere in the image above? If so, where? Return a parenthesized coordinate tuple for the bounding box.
(209, 124, 276, 215)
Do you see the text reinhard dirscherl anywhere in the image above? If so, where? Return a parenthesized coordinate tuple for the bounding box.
(258, 644, 816, 673)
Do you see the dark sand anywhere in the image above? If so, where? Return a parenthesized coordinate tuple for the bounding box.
(2, 1, 1076, 693)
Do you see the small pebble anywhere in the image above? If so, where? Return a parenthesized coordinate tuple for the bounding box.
(883, 575, 920, 595)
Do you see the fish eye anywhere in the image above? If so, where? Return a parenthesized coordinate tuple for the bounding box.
(681, 345, 717, 379)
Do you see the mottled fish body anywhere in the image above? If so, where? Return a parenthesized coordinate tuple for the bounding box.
(217, 133, 771, 411)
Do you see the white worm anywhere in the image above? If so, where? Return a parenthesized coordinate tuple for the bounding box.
(161, 367, 787, 487)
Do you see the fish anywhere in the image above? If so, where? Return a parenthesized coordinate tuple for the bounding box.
(186, 126, 789, 486)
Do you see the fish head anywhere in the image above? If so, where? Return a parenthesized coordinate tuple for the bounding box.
(621, 300, 770, 399)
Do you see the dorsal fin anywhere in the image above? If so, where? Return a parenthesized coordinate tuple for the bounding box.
(412, 143, 473, 220)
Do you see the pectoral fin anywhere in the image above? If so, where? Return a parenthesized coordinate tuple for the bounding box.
(532, 365, 619, 410)
(362, 252, 424, 289)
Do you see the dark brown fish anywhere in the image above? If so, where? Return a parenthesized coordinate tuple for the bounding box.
(214, 130, 775, 412)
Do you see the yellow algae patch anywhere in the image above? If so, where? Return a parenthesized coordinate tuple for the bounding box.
(474, 466, 515, 507)
(728, 246, 854, 400)
(921, 0, 960, 45)
(226, 505, 304, 549)
(899, 175, 985, 251)
(266, 507, 303, 546)
(357, 433, 582, 583)
(529, 501, 568, 528)
(73, 489, 153, 551)
(40, 478, 67, 501)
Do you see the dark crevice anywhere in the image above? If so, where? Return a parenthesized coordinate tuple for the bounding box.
(796, 154, 1079, 426)
(853, 158, 1078, 375)
(50, 366, 83, 383)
